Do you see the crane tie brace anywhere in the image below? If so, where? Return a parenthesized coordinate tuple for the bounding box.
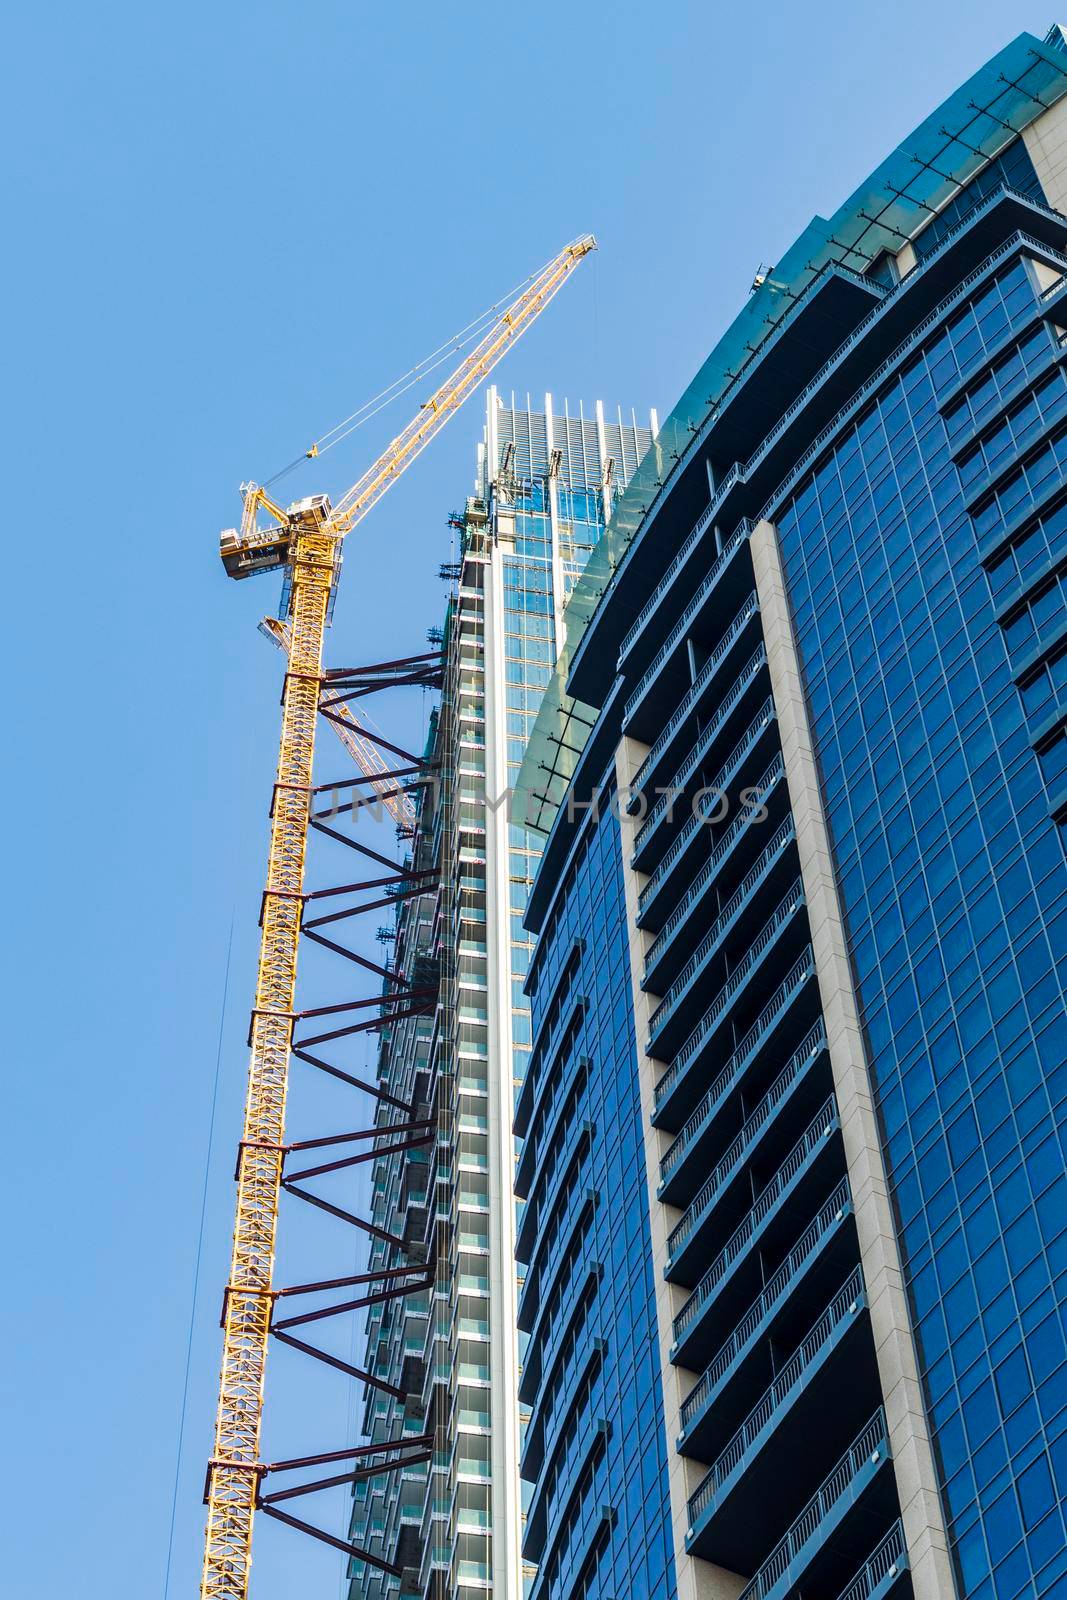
(201, 234, 595, 1600)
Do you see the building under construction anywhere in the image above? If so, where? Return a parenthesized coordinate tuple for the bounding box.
(346, 390, 655, 1599)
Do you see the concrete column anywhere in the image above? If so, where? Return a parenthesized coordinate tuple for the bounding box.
(1024, 92, 1067, 217)
(614, 739, 746, 1600)
(750, 518, 957, 1600)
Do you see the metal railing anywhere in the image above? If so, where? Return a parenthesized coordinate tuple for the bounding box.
(644, 755, 785, 965)
(687, 1266, 865, 1528)
(618, 480, 746, 665)
(650, 881, 804, 1066)
(671, 1097, 838, 1332)
(749, 197, 1062, 492)
(676, 1169, 846, 1376)
(619, 514, 709, 662)
(656, 947, 813, 1120)
(637, 701, 776, 899)
(735, 1410, 889, 1600)
(622, 520, 748, 714)
(647, 818, 795, 1035)
(585, 199, 1067, 683)
(666, 1022, 825, 1253)
(756, 220, 1067, 528)
(835, 1522, 908, 1600)
(628, 595, 759, 782)
(634, 647, 767, 848)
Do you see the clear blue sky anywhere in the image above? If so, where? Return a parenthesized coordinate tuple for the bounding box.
(1, 3, 1054, 1595)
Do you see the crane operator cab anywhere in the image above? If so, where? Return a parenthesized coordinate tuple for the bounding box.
(219, 493, 335, 581)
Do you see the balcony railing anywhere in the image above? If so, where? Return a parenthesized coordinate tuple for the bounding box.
(637, 701, 776, 900)
(736, 1409, 890, 1600)
(633, 647, 767, 846)
(671, 1097, 838, 1328)
(629, 594, 759, 783)
(1040, 267, 1067, 300)
(835, 1522, 908, 1600)
(656, 949, 814, 1123)
(618, 509, 710, 665)
(643, 754, 784, 961)
(618, 494, 745, 671)
(751, 199, 1064, 496)
(647, 818, 796, 1031)
(687, 1266, 865, 1529)
(756, 217, 1067, 528)
(665, 1022, 826, 1246)
(675, 1172, 849, 1372)
(650, 881, 804, 1064)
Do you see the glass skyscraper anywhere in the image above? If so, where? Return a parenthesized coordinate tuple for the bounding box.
(514, 26, 1067, 1600)
(348, 390, 654, 1600)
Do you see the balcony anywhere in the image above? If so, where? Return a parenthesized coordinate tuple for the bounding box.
(641, 756, 788, 985)
(734, 1411, 895, 1600)
(630, 648, 769, 869)
(654, 949, 818, 1136)
(686, 1267, 877, 1571)
(619, 514, 750, 700)
(625, 593, 760, 786)
(666, 1096, 842, 1317)
(755, 216, 1067, 533)
(634, 702, 779, 916)
(834, 1523, 909, 1600)
(393, 1519, 423, 1585)
(660, 1012, 826, 1205)
(662, 1021, 828, 1248)
(618, 503, 715, 665)
(672, 1175, 853, 1386)
(649, 884, 807, 1088)
(644, 821, 799, 1052)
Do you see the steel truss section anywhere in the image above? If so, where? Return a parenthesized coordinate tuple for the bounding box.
(202, 625, 442, 1599)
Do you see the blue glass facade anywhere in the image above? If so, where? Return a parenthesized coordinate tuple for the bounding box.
(516, 779, 676, 1600)
(517, 27, 1067, 1600)
(772, 247, 1067, 1599)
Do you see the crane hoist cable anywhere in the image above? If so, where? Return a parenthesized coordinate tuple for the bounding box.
(260, 257, 552, 491)
(201, 233, 596, 1600)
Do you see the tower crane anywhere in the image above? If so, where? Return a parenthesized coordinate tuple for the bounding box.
(202, 234, 596, 1600)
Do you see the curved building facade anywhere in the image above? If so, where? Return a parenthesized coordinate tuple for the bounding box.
(517, 28, 1067, 1600)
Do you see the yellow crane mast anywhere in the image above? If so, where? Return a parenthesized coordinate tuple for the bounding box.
(259, 616, 418, 831)
(203, 235, 596, 1600)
